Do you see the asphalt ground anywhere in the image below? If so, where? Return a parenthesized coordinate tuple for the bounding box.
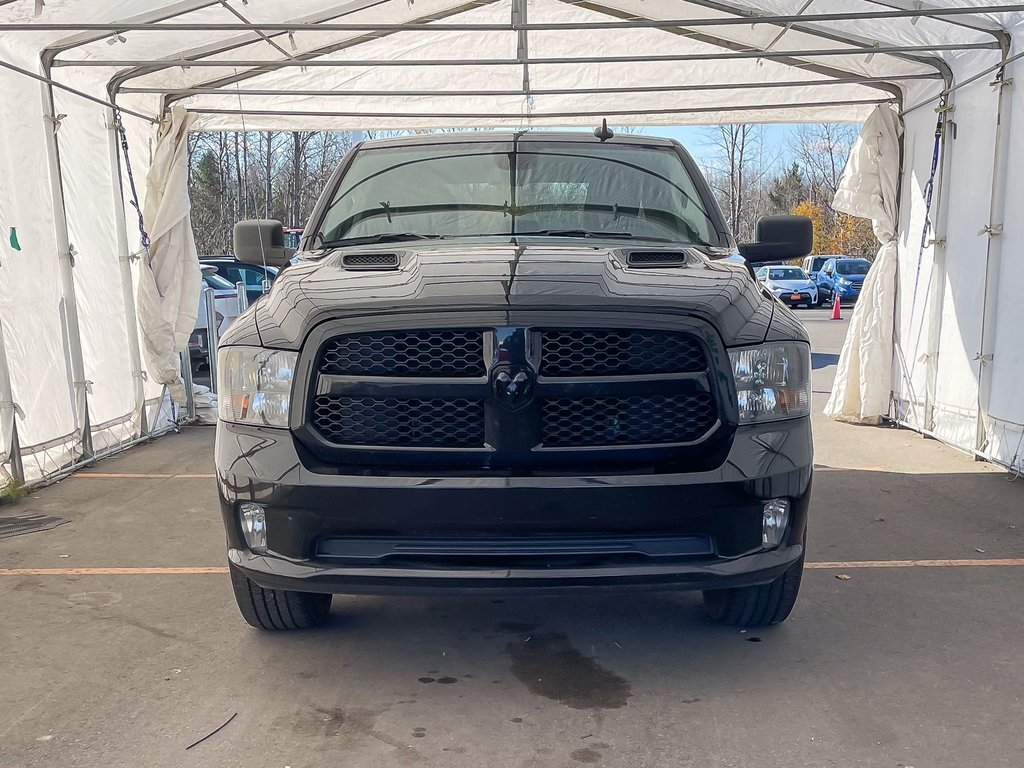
(2, 308, 1022, 768)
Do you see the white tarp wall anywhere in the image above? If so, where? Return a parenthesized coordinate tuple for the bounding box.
(1, 0, 1024, 485)
(892, 38, 1024, 472)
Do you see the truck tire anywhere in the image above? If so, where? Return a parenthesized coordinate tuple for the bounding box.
(702, 556, 803, 627)
(229, 562, 332, 630)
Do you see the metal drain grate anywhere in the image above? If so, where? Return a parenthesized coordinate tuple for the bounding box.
(0, 512, 70, 539)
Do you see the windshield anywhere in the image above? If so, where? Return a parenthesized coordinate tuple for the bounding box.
(315, 141, 721, 246)
(768, 267, 809, 281)
(203, 273, 235, 290)
(836, 260, 870, 275)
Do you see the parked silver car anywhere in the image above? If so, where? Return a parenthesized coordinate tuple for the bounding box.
(755, 265, 819, 308)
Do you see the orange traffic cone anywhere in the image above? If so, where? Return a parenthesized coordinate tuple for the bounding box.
(830, 291, 842, 320)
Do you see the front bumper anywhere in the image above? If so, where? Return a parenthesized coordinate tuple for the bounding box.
(773, 288, 817, 307)
(217, 418, 812, 595)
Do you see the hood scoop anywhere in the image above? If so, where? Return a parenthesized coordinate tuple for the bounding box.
(341, 252, 400, 270)
(625, 250, 689, 268)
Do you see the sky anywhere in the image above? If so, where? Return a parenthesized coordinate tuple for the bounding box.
(650, 124, 794, 164)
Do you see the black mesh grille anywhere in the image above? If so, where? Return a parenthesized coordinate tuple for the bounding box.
(311, 396, 484, 447)
(541, 394, 716, 447)
(342, 253, 399, 268)
(540, 329, 707, 377)
(319, 330, 485, 377)
(627, 251, 687, 266)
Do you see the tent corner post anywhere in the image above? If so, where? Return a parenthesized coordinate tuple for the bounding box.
(0, 314, 25, 487)
(921, 94, 956, 434)
(106, 106, 151, 440)
(39, 75, 93, 461)
(974, 62, 1014, 454)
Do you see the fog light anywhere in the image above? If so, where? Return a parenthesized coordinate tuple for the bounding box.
(239, 503, 267, 552)
(762, 498, 790, 548)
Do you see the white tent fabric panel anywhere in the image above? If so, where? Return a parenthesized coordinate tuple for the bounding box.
(0, 58, 81, 481)
(52, 89, 141, 451)
(925, 75, 996, 450)
(983, 61, 1024, 470)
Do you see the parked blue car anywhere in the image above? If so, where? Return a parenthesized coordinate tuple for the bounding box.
(815, 257, 871, 305)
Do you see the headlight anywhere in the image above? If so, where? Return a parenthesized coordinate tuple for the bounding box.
(729, 342, 811, 424)
(217, 346, 297, 427)
(837, 277, 850, 285)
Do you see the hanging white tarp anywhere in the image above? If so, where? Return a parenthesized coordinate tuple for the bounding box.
(1, 0, 1024, 484)
(824, 105, 903, 424)
(137, 107, 201, 405)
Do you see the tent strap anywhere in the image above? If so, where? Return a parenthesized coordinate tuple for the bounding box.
(909, 103, 945, 320)
(112, 108, 151, 252)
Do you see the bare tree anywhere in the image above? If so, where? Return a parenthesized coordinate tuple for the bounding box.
(702, 124, 773, 241)
(789, 123, 857, 203)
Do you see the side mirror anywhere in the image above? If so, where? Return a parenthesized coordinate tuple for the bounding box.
(738, 215, 813, 264)
(233, 219, 296, 268)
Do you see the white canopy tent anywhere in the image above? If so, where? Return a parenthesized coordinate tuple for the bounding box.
(1, 0, 1023, 486)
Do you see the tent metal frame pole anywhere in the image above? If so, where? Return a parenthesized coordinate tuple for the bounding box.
(105, 106, 150, 437)
(864, 0, 1011, 51)
(184, 97, 891, 121)
(101, 0, 403, 101)
(921, 95, 956, 434)
(902, 49, 1024, 116)
(975, 61, 1014, 455)
(65, 42, 997, 71)
(6, 6, 1023, 32)
(660, 0, 951, 85)
(59, 43, 995, 71)
(0, 313, 25, 487)
(0, 57, 156, 123)
(39, 78, 93, 461)
(118, 73, 939, 97)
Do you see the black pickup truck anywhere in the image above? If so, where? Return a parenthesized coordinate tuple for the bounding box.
(215, 131, 813, 631)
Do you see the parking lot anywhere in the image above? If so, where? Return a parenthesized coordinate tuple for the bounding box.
(2, 308, 1022, 768)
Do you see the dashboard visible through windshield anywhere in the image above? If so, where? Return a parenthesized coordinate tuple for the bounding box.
(314, 141, 723, 247)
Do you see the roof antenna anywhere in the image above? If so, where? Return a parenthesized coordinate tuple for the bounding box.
(594, 118, 614, 142)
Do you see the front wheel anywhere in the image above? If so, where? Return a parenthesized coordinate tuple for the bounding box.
(702, 556, 803, 627)
(229, 562, 332, 630)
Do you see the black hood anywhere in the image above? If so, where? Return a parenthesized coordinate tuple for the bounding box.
(234, 242, 779, 349)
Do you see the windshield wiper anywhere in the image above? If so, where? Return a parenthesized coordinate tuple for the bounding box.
(319, 232, 445, 247)
(512, 229, 669, 241)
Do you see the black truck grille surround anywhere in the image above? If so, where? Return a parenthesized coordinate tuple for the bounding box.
(307, 326, 722, 466)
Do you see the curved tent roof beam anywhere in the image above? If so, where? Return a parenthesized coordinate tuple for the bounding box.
(570, 0, 911, 104)
(863, 0, 1011, 54)
(674, 0, 954, 85)
(100, 0, 495, 109)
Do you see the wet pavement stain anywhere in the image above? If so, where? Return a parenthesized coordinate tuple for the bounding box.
(436, 676, 459, 684)
(570, 747, 603, 763)
(418, 677, 436, 684)
(506, 632, 631, 709)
